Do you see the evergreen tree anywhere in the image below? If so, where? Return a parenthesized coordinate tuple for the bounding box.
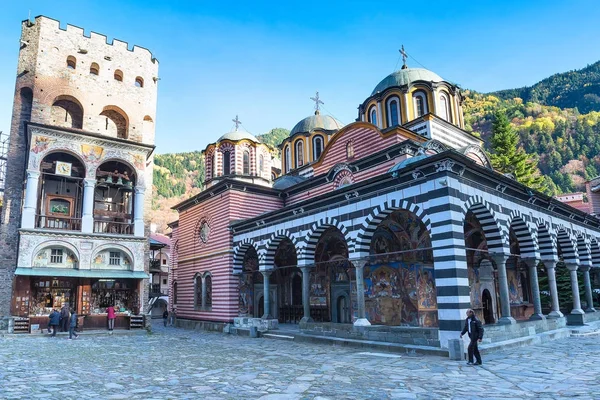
(488, 111, 546, 192)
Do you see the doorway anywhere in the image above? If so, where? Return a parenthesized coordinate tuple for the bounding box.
(482, 289, 494, 324)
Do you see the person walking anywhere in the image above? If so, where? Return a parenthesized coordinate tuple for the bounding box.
(107, 305, 116, 334)
(60, 303, 70, 332)
(48, 309, 60, 337)
(460, 309, 484, 365)
(169, 308, 177, 327)
(162, 309, 169, 327)
(68, 308, 79, 340)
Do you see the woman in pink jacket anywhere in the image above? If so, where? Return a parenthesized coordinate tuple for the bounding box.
(107, 305, 116, 333)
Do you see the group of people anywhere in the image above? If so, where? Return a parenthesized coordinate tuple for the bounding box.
(47, 303, 79, 339)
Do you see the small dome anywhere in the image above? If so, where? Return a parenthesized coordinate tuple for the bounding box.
(290, 111, 344, 137)
(371, 68, 444, 96)
(388, 154, 428, 173)
(218, 129, 260, 143)
(273, 175, 307, 190)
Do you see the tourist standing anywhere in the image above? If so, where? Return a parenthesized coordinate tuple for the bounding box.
(170, 308, 177, 327)
(69, 308, 79, 340)
(60, 303, 70, 332)
(107, 305, 116, 333)
(48, 309, 60, 337)
(162, 309, 169, 327)
(460, 309, 484, 365)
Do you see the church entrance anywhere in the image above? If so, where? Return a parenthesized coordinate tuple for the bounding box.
(239, 246, 261, 318)
(272, 238, 301, 323)
(482, 289, 494, 324)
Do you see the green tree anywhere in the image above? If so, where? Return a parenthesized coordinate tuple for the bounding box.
(488, 111, 545, 192)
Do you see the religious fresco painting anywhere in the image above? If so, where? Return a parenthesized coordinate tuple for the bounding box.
(239, 246, 260, 317)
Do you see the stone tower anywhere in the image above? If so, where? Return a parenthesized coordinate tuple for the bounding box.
(0, 16, 158, 323)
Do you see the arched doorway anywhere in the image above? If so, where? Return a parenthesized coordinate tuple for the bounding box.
(507, 226, 532, 320)
(239, 246, 261, 317)
(270, 238, 299, 323)
(365, 209, 437, 327)
(37, 152, 86, 230)
(482, 289, 494, 324)
(94, 160, 136, 234)
(313, 227, 351, 323)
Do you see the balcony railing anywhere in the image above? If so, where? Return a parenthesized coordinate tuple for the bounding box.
(93, 220, 133, 235)
(149, 259, 161, 273)
(36, 215, 81, 231)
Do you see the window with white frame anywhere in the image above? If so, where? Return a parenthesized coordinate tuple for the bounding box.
(369, 106, 377, 126)
(243, 150, 250, 175)
(296, 140, 304, 168)
(50, 249, 63, 264)
(386, 97, 400, 127)
(285, 146, 291, 172)
(258, 154, 264, 176)
(313, 135, 324, 160)
(439, 93, 451, 122)
(413, 91, 428, 117)
(109, 251, 121, 266)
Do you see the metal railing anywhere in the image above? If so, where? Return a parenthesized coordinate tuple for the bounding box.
(93, 220, 133, 235)
(36, 215, 82, 231)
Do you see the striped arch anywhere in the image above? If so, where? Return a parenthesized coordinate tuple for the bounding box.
(299, 217, 351, 265)
(535, 220, 558, 262)
(589, 238, 600, 266)
(508, 211, 539, 259)
(232, 238, 258, 275)
(576, 234, 592, 267)
(462, 196, 509, 254)
(354, 198, 430, 257)
(555, 227, 578, 264)
(263, 229, 298, 268)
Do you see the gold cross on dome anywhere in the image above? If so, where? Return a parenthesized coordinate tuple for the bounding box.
(400, 45, 408, 68)
(310, 91, 324, 112)
(232, 115, 242, 130)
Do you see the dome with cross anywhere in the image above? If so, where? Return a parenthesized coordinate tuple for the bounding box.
(289, 110, 344, 137)
(370, 67, 444, 96)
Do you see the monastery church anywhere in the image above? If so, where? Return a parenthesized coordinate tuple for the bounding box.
(171, 52, 600, 349)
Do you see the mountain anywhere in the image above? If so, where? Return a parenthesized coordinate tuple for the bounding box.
(490, 61, 600, 114)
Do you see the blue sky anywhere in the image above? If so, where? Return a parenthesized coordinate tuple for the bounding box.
(1, 1, 599, 154)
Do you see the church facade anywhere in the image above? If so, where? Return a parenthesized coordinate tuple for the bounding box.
(171, 61, 600, 348)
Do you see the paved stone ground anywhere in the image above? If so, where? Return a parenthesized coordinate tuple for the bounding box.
(0, 321, 598, 399)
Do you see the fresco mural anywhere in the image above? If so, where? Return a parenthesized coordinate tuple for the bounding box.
(239, 246, 260, 316)
(32, 247, 78, 269)
(366, 209, 437, 327)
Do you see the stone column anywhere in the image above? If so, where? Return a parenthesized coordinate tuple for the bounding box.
(300, 266, 313, 323)
(21, 169, 40, 229)
(81, 178, 96, 233)
(353, 259, 371, 327)
(133, 186, 145, 236)
(492, 254, 516, 325)
(580, 265, 596, 313)
(564, 263, 585, 326)
(261, 270, 273, 319)
(544, 261, 564, 319)
(523, 258, 545, 320)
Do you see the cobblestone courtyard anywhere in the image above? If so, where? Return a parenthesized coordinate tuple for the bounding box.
(1, 322, 599, 399)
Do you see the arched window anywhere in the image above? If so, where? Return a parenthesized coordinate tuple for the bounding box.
(439, 93, 451, 122)
(135, 77, 144, 88)
(100, 106, 128, 139)
(114, 70, 123, 82)
(66, 56, 76, 69)
(285, 146, 291, 172)
(223, 150, 231, 175)
(90, 62, 99, 76)
(413, 91, 428, 117)
(346, 141, 354, 159)
(51, 96, 84, 129)
(243, 150, 250, 175)
(369, 106, 377, 126)
(296, 140, 304, 168)
(195, 274, 202, 310)
(173, 282, 178, 304)
(258, 154, 264, 177)
(313, 135, 324, 160)
(204, 273, 212, 308)
(386, 97, 400, 127)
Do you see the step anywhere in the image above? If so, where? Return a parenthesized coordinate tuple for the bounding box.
(261, 333, 295, 341)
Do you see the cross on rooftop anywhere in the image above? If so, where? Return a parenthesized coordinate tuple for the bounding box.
(310, 91, 324, 113)
(400, 45, 408, 69)
(232, 115, 242, 130)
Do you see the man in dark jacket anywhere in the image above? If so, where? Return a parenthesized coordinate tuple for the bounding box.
(48, 309, 60, 337)
(69, 309, 79, 340)
(60, 304, 70, 332)
(460, 309, 484, 365)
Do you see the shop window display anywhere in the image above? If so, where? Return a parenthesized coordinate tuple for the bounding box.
(31, 278, 74, 316)
(91, 279, 138, 314)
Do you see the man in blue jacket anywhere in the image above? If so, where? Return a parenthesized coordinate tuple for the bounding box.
(48, 309, 60, 337)
(460, 309, 484, 365)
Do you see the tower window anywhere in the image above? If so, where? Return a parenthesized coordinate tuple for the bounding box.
(90, 62, 99, 76)
(313, 135, 324, 160)
(346, 141, 355, 159)
(243, 150, 250, 175)
(223, 150, 231, 175)
(369, 106, 377, 126)
(413, 91, 428, 117)
(285, 146, 291, 173)
(135, 77, 144, 88)
(66, 56, 76, 70)
(386, 97, 400, 127)
(439, 93, 451, 122)
(114, 70, 123, 82)
(296, 140, 304, 168)
(258, 154, 264, 176)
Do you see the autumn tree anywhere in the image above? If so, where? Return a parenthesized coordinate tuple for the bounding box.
(488, 111, 546, 192)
